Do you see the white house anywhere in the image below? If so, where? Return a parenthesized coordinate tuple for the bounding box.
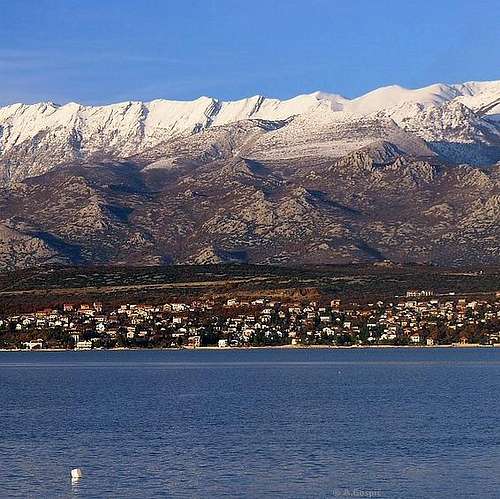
(22, 339, 44, 350)
(75, 340, 92, 350)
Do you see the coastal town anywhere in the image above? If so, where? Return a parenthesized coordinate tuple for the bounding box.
(1, 289, 499, 350)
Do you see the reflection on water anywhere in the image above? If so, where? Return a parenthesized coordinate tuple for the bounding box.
(1, 348, 499, 498)
(70, 477, 82, 496)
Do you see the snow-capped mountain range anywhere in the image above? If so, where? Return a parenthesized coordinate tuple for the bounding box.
(0, 80, 499, 184)
(0, 80, 499, 270)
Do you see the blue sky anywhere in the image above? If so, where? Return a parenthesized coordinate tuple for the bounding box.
(0, 0, 498, 105)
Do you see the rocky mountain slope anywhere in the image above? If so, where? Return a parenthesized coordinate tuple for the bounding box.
(0, 80, 499, 270)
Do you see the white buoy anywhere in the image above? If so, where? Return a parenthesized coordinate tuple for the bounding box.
(71, 468, 83, 480)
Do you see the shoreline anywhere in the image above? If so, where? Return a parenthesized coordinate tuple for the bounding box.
(1, 344, 498, 352)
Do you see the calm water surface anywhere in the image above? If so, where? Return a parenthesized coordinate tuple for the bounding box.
(1, 348, 499, 498)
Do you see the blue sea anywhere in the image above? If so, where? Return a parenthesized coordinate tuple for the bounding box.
(1, 348, 499, 498)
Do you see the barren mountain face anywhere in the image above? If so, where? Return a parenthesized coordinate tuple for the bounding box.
(0, 81, 499, 270)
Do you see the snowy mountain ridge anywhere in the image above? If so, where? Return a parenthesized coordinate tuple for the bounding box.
(0, 79, 499, 184)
